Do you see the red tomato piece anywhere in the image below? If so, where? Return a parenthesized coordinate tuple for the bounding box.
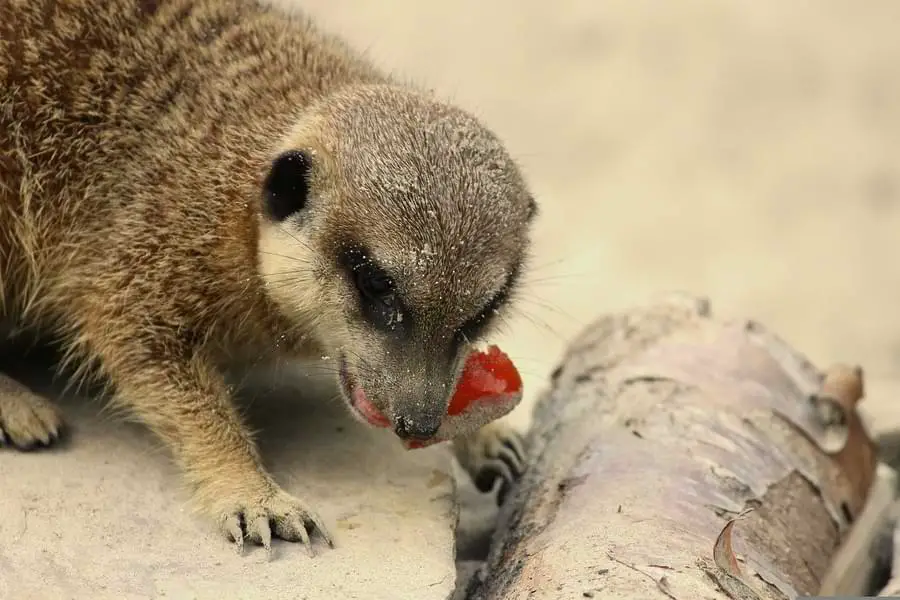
(447, 345, 522, 416)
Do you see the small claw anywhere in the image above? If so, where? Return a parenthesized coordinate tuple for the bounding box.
(496, 479, 511, 506)
(299, 523, 314, 558)
(223, 515, 244, 554)
(494, 467, 520, 505)
(309, 514, 335, 548)
(273, 512, 315, 557)
(475, 459, 514, 495)
(248, 515, 271, 549)
(497, 445, 525, 479)
(501, 435, 526, 465)
(260, 522, 273, 554)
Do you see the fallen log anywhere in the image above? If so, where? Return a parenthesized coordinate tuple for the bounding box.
(465, 294, 878, 600)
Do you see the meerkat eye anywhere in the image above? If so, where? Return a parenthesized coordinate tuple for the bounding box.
(355, 267, 395, 303)
(355, 264, 405, 332)
(339, 246, 406, 332)
(262, 149, 311, 222)
(456, 288, 508, 342)
(353, 262, 396, 309)
(455, 264, 522, 343)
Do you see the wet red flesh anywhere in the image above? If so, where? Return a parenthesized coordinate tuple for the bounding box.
(447, 345, 522, 416)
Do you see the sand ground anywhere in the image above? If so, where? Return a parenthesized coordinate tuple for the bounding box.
(5, 2, 900, 598)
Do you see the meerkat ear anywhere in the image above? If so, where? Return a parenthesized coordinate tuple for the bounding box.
(262, 149, 312, 222)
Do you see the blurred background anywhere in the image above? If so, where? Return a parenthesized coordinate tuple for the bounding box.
(300, 0, 900, 430)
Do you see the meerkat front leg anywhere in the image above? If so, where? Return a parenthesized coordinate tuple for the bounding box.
(453, 420, 527, 505)
(0, 372, 65, 450)
(99, 333, 332, 555)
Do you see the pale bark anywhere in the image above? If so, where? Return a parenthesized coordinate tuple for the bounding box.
(465, 294, 878, 600)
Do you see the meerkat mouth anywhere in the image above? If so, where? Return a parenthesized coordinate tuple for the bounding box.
(338, 355, 391, 428)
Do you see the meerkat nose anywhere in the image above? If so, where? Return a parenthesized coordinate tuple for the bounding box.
(394, 415, 440, 441)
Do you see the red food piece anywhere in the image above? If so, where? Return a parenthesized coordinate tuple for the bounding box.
(448, 345, 522, 416)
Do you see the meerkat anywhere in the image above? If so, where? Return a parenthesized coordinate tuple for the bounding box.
(0, 0, 536, 553)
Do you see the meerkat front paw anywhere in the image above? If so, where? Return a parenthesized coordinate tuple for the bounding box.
(0, 373, 65, 450)
(454, 421, 527, 505)
(212, 484, 334, 556)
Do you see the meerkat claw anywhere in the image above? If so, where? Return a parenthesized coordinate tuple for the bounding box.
(500, 433, 526, 470)
(474, 458, 515, 494)
(272, 513, 315, 557)
(222, 514, 245, 554)
(461, 423, 529, 506)
(218, 489, 333, 558)
(246, 510, 272, 549)
(487, 428, 528, 485)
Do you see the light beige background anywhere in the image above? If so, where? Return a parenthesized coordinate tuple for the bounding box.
(300, 0, 900, 430)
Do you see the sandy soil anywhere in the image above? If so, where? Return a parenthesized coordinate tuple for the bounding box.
(300, 0, 900, 431)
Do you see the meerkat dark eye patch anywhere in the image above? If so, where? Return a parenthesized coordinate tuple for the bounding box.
(262, 150, 311, 222)
(455, 263, 521, 343)
(456, 288, 510, 343)
(339, 246, 409, 334)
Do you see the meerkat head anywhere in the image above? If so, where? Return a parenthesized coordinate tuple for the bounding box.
(257, 84, 536, 441)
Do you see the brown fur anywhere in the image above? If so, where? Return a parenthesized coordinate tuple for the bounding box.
(0, 0, 535, 551)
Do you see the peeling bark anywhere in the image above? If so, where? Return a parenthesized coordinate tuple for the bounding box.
(466, 294, 877, 600)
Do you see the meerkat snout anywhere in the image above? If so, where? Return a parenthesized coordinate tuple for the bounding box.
(394, 415, 439, 441)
